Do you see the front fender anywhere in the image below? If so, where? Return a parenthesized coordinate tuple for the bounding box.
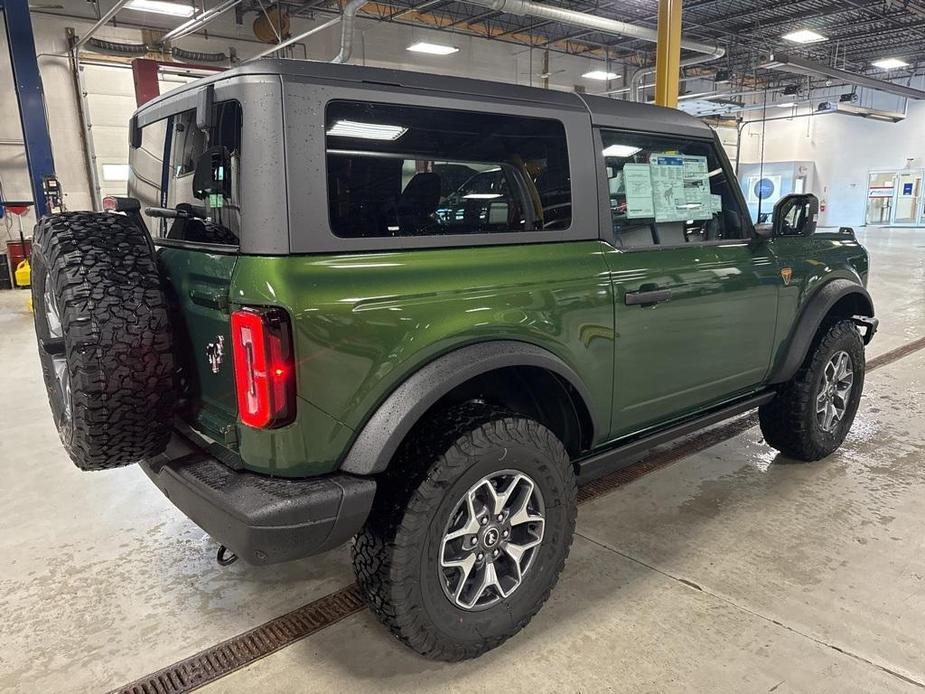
(768, 278, 874, 384)
(339, 340, 598, 475)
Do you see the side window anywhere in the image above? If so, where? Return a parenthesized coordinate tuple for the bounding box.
(325, 100, 571, 238)
(599, 129, 747, 249)
(129, 100, 243, 246)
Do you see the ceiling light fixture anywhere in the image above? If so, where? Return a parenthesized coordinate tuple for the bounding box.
(781, 29, 826, 44)
(463, 193, 503, 199)
(326, 120, 408, 141)
(125, 0, 195, 17)
(872, 58, 909, 69)
(775, 102, 797, 108)
(407, 41, 459, 55)
(583, 70, 620, 81)
(602, 144, 642, 158)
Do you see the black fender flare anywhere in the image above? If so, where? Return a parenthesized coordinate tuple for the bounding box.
(338, 341, 599, 476)
(768, 278, 874, 384)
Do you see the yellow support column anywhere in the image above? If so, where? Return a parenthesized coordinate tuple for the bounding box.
(654, 0, 682, 108)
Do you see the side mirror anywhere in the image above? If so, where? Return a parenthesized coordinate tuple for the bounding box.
(772, 193, 819, 237)
(193, 145, 231, 205)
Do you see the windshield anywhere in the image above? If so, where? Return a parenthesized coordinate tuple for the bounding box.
(128, 100, 242, 246)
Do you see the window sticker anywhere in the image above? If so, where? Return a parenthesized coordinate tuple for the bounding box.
(681, 155, 713, 221)
(710, 193, 723, 214)
(650, 154, 687, 222)
(623, 163, 655, 218)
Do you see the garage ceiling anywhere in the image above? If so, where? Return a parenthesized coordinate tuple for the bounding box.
(276, 0, 925, 84)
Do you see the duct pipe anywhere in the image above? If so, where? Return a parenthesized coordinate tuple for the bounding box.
(74, 0, 134, 50)
(247, 0, 368, 63)
(461, 0, 724, 57)
(331, 0, 368, 64)
(161, 0, 243, 43)
(630, 51, 722, 101)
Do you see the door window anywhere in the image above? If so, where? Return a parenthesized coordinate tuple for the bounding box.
(599, 130, 748, 249)
(325, 100, 571, 238)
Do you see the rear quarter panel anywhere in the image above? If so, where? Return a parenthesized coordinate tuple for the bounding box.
(231, 241, 615, 476)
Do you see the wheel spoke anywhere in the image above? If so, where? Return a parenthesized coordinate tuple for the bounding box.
(444, 491, 480, 542)
(816, 391, 829, 414)
(504, 537, 541, 566)
(445, 553, 477, 598)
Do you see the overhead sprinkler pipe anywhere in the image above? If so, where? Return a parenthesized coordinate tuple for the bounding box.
(461, 0, 724, 58)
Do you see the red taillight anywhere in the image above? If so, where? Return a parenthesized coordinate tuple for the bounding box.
(230, 307, 296, 429)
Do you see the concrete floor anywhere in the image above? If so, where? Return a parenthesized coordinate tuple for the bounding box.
(1, 227, 923, 693)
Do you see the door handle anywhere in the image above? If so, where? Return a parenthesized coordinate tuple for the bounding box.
(625, 288, 672, 306)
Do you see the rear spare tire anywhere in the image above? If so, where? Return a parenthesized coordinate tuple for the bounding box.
(31, 212, 176, 471)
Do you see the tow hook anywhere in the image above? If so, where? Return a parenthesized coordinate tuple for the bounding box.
(217, 545, 238, 566)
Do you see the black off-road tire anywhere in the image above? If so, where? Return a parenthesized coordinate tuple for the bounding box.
(352, 403, 577, 661)
(759, 319, 865, 461)
(31, 212, 176, 471)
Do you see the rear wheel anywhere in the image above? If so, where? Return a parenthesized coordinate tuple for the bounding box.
(352, 404, 577, 661)
(31, 212, 176, 471)
(759, 319, 865, 461)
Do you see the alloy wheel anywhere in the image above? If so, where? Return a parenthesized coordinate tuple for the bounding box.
(816, 350, 853, 433)
(439, 470, 545, 611)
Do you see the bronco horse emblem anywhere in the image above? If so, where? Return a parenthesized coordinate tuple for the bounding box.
(206, 335, 224, 374)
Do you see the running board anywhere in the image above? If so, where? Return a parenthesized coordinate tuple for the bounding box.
(575, 391, 776, 483)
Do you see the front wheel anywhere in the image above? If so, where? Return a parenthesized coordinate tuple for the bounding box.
(759, 319, 865, 461)
(352, 405, 577, 661)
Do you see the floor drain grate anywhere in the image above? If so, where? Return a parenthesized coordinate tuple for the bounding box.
(110, 334, 925, 693)
(110, 585, 365, 694)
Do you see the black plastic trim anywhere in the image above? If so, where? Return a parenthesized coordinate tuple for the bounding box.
(768, 279, 875, 384)
(141, 432, 376, 565)
(338, 340, 600, 476)
(575, 390, 775, 483)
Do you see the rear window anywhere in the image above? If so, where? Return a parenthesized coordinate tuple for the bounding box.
(325, 100, 571, 238)
(128, 100, 242, 246)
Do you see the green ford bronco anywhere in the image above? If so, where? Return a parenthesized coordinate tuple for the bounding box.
(31, 60, 877, 661)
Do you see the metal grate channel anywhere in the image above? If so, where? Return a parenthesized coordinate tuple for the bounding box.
(109, 586, 365, 694)
(111, 334, 925, 693)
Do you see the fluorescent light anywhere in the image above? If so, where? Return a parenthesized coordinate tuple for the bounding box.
(125, 0, 195, 17)
(602, 144, 641, 158)
(872, 58, 909, 69)
(775, 102, 797, 108)
(102, 164, 130, 181)
(326, 120, 407, 141)
(583, 70, 620, 81)
(781, 29, 826, 44)
(463, 193, 502, 199)
(407, 42, 459, 55)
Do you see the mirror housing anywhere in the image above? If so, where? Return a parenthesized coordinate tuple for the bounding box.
(772, 193, 819, 237)
(195, 84, 215, 133)
(193, 145, 231, 204)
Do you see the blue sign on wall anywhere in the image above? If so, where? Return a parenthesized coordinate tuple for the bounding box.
(903, 182, 914, 196)
(754, 178, 776, 200)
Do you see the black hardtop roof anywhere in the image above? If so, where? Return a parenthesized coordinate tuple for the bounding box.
(137, 58, 713, 138)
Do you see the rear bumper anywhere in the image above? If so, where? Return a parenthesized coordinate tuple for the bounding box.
(141, 433, 376, 565)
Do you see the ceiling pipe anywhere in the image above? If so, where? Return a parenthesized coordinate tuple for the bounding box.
(461, 0, 725, 57)
(161, 0, 243, 43)
(331, 0, 368, 64)
(248, 16, 341, 61)
(630, 51, 723, 101)
(760, 53, 925, 100)
(246, 0, 368, 63)
(74, 0, 134, 50)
